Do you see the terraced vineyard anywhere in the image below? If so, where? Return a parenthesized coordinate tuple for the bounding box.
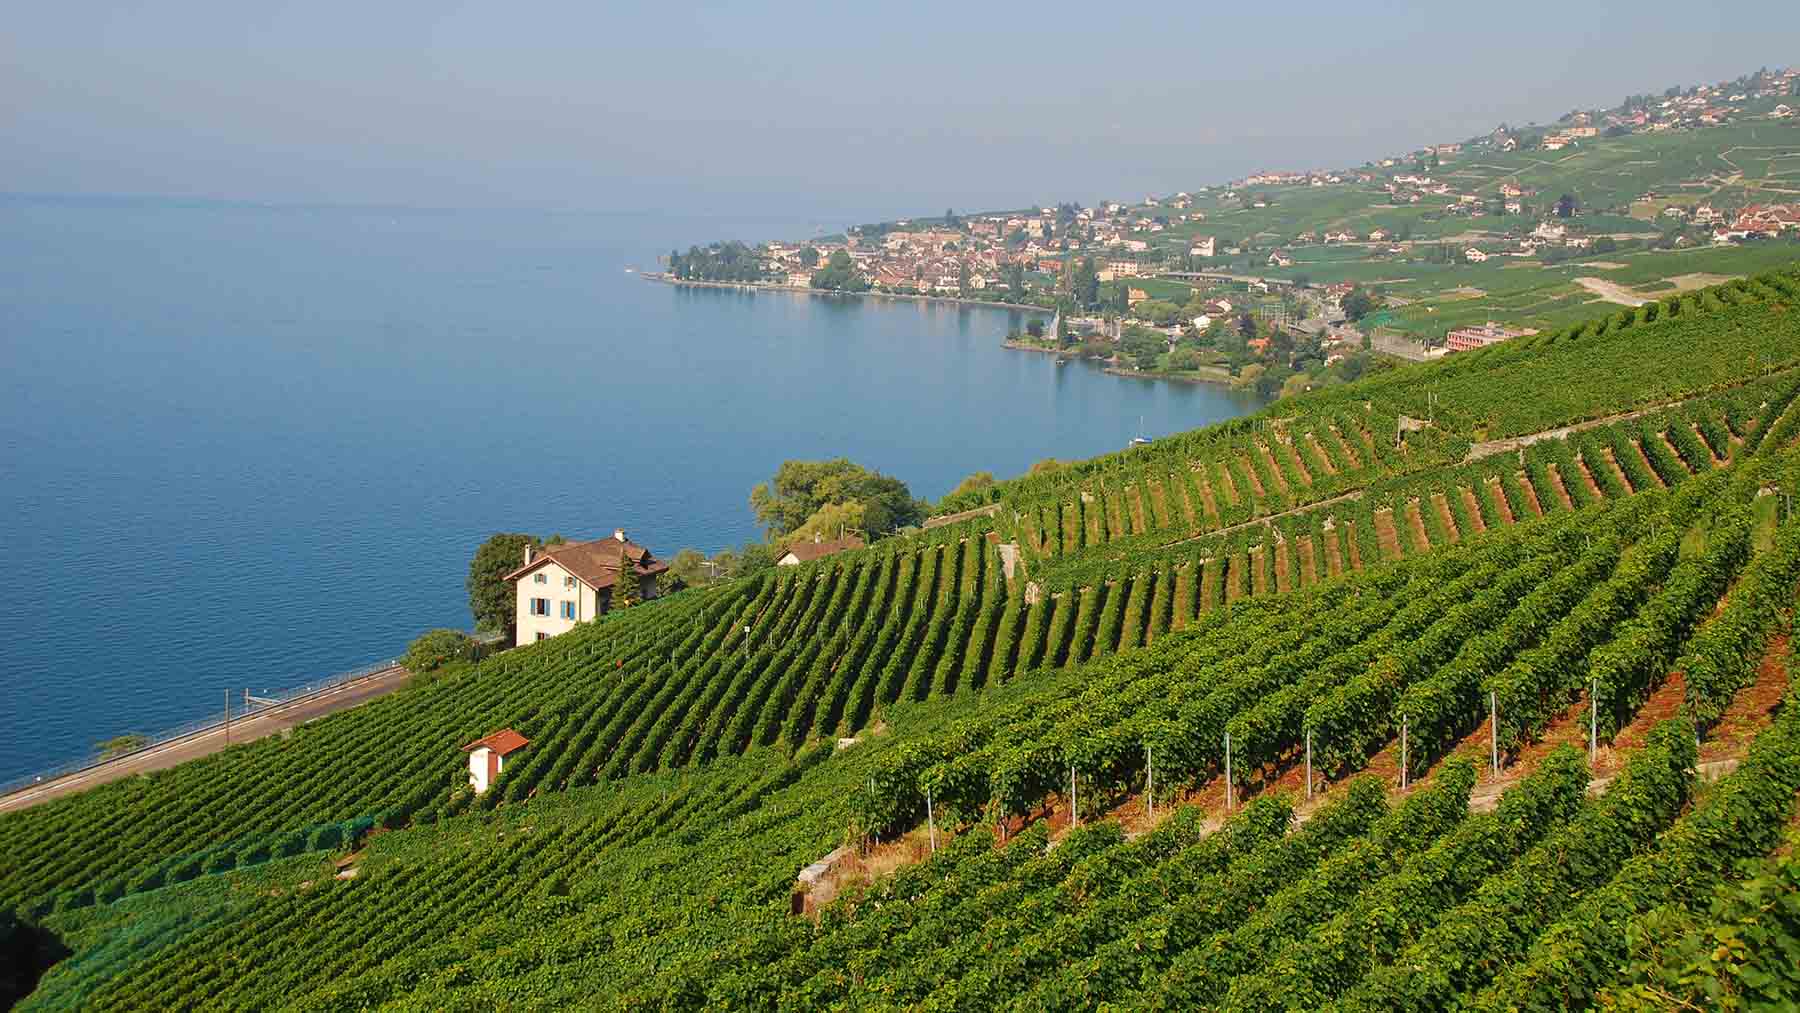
(8, 268, 1800, 1009)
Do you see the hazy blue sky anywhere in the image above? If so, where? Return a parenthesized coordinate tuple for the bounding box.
(4, 1, 1795, 222)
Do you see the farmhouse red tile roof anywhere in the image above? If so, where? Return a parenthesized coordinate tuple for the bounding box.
(781, 535, 866, 563)
(505, 537, 669, 589)
(462, 728, 529, 756)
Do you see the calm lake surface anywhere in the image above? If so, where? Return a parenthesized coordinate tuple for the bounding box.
(0, 197, 1268, 781)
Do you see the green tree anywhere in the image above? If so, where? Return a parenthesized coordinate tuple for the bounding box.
(1341, 287, 1377, 322)
(1024, 319, 1045, 339)
(810, 250, 869, 292)
(784, 500, 866, 549)
(467, 533, 538, 639)
(404, 629, 474, 674)
(610, 561, 639, 610)
(1168, 346, 1207, 371)
(735, 542, 777, 577)
(1135, 299, 1182, 327)
(667, 548, 710, 588)
(95, 734, 150, 760)
(1003, 261, 1026, 294)
(945, 471, 995, 501)
(1121, 325, 1167, 371)
(749, 459, 923, 538)
(796, 246, 820, 268)
(1071, 256, 1100, 308)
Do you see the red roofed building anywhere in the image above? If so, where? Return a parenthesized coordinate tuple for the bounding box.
(507, 531, 669, 646)
(776, 534, 866, 566)
(462, 728, 529, 793)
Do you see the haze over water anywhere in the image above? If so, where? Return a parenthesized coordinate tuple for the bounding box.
(0, 196, 1268, 782)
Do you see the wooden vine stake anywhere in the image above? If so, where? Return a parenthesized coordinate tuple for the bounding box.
(1224, 732, 1234, 812)
(1590, 678, 1598, 763)
(1069, 763, 1078, 827)
(1305, 730, 1313, 800)
(1490, 690, 1500, 776)
(1145, 745, 1154, 820)
(926, 786, 937, 854)
(1400, 714, 1409, 790)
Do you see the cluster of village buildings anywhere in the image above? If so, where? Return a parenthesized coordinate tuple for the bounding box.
(668, 62, 1797, 371)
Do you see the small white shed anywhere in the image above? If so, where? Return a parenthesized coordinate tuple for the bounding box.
(461, 728, 529, 794)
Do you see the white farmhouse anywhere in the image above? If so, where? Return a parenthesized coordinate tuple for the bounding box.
(508, 531, 669, 647)
(462, 728, 528, 794)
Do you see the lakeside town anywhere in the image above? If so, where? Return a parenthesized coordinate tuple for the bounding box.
(656, 64, 1800, 398)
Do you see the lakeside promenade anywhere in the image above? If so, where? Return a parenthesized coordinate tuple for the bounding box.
(0, 664, 411, 814)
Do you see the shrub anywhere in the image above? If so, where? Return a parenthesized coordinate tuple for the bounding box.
(403, 629, 474, 674)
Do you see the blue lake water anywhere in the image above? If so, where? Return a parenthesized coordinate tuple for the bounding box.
(0, 197, 1268, 781)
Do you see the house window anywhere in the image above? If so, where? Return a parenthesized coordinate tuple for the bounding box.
(560, 600, 577, 620)
(534, 573, 547, 585)
(530, 597, 550, 616)
(535, 632, 549, 642)
(564, 575, 575, 590)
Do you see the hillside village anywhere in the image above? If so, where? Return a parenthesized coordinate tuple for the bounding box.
(662, 64, 1800, 391)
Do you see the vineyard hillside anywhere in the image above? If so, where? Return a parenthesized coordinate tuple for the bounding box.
(8, 266, 1800, 1010)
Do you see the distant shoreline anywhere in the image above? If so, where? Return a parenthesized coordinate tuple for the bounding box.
(642, 272, 1054, 314)
(649, 273, 1252, 392)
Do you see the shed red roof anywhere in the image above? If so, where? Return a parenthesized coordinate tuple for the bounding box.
(462, 728, 529, 757)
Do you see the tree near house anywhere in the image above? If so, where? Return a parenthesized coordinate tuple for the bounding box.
(1071, 257, 1100, 308)
(611, 560, 639, 610)
(796, 246, 820, 268)
(750, 458, 923, 539)
(783, 499, 867, 549)
(467, 533, 540, 639)
(810, 250, 869, 292)
(404, 629, 475, 675)
(1341, 287, 1377, 322)
(1556, 193, 1579, 218)
(1003, 261, 1025, 294)
(944, 471, 995, 502)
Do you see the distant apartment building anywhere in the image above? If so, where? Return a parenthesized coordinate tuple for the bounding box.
(1445, 321, 1535, 353)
